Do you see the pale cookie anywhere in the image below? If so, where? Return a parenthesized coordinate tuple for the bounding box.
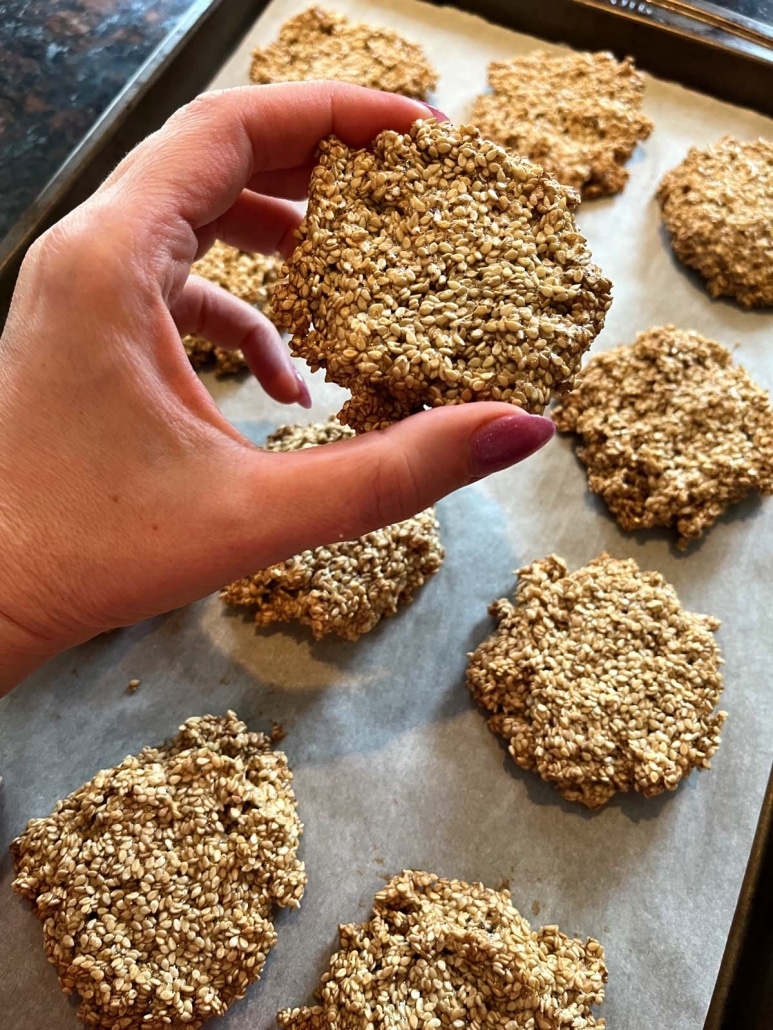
(274, 120, 612, 433)
(657, 136, 773, 307)
(183, 241, 284, 375)
(277, 869, 607, 1030)
(221, 418, 444, 639)
(249, 7, 437, 100)
(12, 712, 305, 1030)
(553, 326, 773, 548)
(467, 554, 726, 809)
(471, 50, 652, 199)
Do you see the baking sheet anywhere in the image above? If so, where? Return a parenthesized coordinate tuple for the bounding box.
(1, 1, 772, 1027)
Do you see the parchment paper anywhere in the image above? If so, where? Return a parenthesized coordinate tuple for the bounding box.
(2, 2, 772, 1028)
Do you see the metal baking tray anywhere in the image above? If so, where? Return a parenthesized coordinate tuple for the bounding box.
(1, 1, 771, 1028)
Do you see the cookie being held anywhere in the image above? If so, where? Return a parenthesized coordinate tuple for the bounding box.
(221, 418, 444, 640)
(274, 119, 612, 432)
(657, 136, 773, 308)
(467, 554, 726, 809)
(553, 325, 773, 548)
(471, 50, 652, 199)
(249, 7, 437, 100)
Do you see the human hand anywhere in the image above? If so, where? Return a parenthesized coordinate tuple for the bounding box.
(0, 82, 554, 691)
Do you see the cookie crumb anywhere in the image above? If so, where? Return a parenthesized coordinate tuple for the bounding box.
(270, 723, 286, 743)
(126, 678, 140, 694)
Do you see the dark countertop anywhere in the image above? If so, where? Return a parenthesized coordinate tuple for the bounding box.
(0, 0, 196, 240)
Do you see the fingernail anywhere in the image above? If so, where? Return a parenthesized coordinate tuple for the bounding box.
(421, 103, 449, 122)
(294, 370, 313, 409)
(469, 413, 555, 480)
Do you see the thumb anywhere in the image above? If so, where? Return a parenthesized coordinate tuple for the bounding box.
(235, 404, 555, 564)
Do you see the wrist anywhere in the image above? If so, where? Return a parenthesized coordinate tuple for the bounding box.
(0, 610, 61, 695)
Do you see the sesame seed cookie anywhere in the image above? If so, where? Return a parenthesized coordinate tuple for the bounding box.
(273, 119, 612, 433)
(467, 554, 726, 809)
(471, 50, 653, 199)
(553, 326, 773, 548)
(657, 136, 773, 307)
(221, 417, 444, 639)
(183, 241, 285, 376)
(277, 869, 607, 1030)
(249, 7, 437, 100)
(11, 712, 305, 1030)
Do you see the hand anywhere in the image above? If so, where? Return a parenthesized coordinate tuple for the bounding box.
(0, 82, 554, 691)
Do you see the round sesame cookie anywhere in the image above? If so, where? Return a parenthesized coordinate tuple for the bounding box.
(221, 417, 444, 640)
(471, 50, 653, 199)
(657, 136, 773, 308)
(249, 7, 437, 100)
(11, 712, 306, 1030)
(467, 554, 726, 809)
(273, 120, 612, 433)
(553, 325, 773, 549)
(182, 241, 285, 376)
(277, 869, 607, 1030)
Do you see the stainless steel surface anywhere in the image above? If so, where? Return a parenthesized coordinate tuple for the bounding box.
(575, 0, 773, 63)
(2, 2, 772, 1029)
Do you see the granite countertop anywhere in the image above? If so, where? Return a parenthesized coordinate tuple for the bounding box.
(0, 0, 198, 241)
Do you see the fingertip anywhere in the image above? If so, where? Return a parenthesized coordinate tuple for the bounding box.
(247, 354, 312, 409)
(468, 411, 555, 480)
(294, 370, 313, 409)
(420, 103, 449, 122)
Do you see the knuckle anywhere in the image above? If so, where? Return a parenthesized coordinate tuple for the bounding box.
(18, 220, 84, 306)
(22, 208, 139, 311)
(171, 90, 223, 131)
(25, 219, 73, 271)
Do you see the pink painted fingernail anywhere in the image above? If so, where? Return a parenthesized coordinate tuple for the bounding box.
(295, 370, 312, 409)
(470, 414, 555, 479)
(421, 103, 449, 122)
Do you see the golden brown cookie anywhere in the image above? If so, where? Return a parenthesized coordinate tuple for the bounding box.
(221, 417, 444, 639)
(277, 870, 607, 1030)
(471, 50, 652, 199)
(274, 120, 612, 433)
(249, 7, 437, 99)
(12, 712, 306, 1030)
(467, 554, 726, 809)
(657, 136, 773, 307)
(553, 326, 773, 548)
(183, 241, 285, 375)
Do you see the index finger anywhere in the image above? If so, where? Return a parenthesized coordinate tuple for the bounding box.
(98, 81, 435, 247)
